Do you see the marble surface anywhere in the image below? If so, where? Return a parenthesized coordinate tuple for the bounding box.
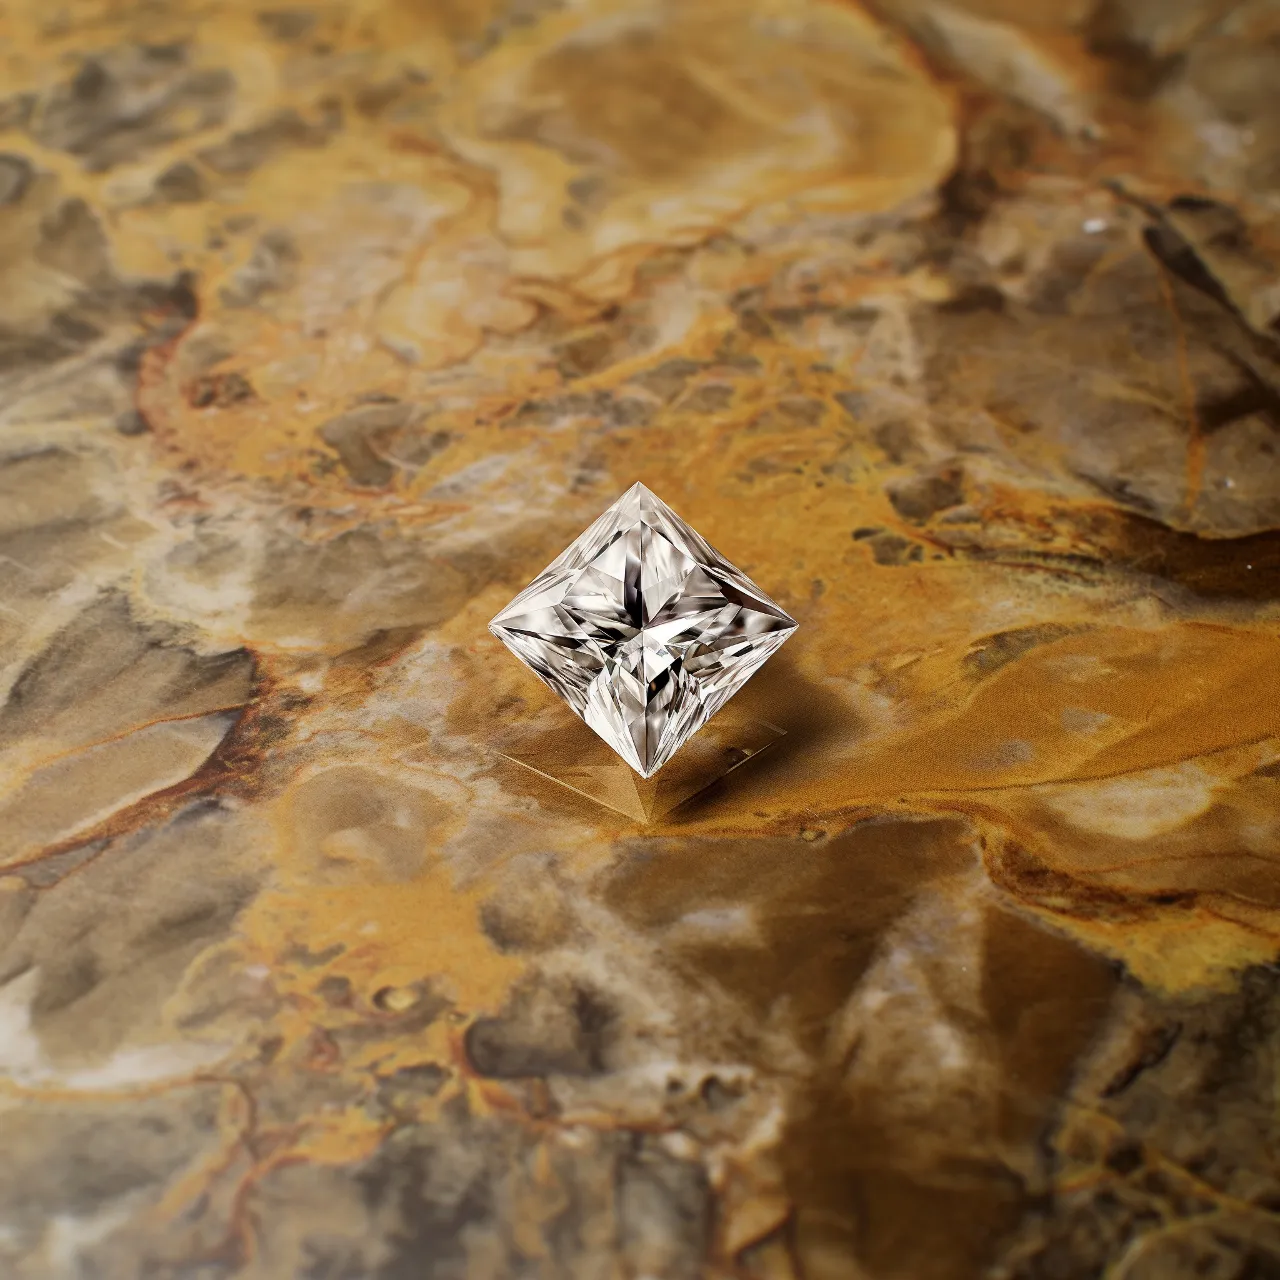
(1, 0, 1279, 1276)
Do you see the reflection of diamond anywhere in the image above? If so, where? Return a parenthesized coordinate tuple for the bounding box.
(490, 483, 797, 777)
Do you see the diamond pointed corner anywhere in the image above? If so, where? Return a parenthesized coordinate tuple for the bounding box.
(488, 483, 797, 778)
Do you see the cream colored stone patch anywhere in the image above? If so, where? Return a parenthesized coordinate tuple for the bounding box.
(1038, 761, 1224, 840)
(0, 965, 228, 1088)
(907, 1, 1099, 134)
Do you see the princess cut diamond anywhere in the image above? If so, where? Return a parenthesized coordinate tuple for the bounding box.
(490, 483, 797, 777)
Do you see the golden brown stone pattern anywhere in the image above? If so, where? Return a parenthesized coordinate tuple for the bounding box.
(0, 0, 1279, 1276)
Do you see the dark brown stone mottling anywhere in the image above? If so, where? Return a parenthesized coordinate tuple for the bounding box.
(0, 1087, 226, 1229)
(197, 105, 339, 177)
(219, 227, 300, 307)
(0, 153, 34, 205)
(152, 159, 208, 204)
(466, 975, 617, 1078)
(318, 401, 425, 488)
(0, 803, 264, 1059)
(256, 8, 317, 41)
(26, 46, 235, 172)
(0, 592, 254, 750)
(993, 969, 1280, 1280)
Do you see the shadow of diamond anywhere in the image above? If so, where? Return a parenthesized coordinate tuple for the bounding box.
(497, 701, 786, 822)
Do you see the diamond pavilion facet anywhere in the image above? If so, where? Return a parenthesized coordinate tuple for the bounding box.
(489, 483, 797, 778)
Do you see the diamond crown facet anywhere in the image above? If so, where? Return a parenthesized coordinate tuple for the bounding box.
(489, 483, 797, 777)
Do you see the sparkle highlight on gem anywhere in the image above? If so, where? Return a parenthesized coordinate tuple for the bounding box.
(489, 483, 798, 777)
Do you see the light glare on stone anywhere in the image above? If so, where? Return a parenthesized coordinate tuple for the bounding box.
(490, 483, 797, 778)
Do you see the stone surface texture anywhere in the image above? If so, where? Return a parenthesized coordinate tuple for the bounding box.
(0, 0, 1277, 1277)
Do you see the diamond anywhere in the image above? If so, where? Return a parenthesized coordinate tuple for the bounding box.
(489, 483, 797, 777)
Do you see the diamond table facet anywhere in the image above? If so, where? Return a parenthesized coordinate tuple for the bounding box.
(489, 483, 797, 777)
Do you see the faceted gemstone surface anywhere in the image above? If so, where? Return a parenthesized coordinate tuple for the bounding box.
(490, 483, 798, 777)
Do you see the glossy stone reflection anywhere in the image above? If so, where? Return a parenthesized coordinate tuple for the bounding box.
(490, 483, 796, 776)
